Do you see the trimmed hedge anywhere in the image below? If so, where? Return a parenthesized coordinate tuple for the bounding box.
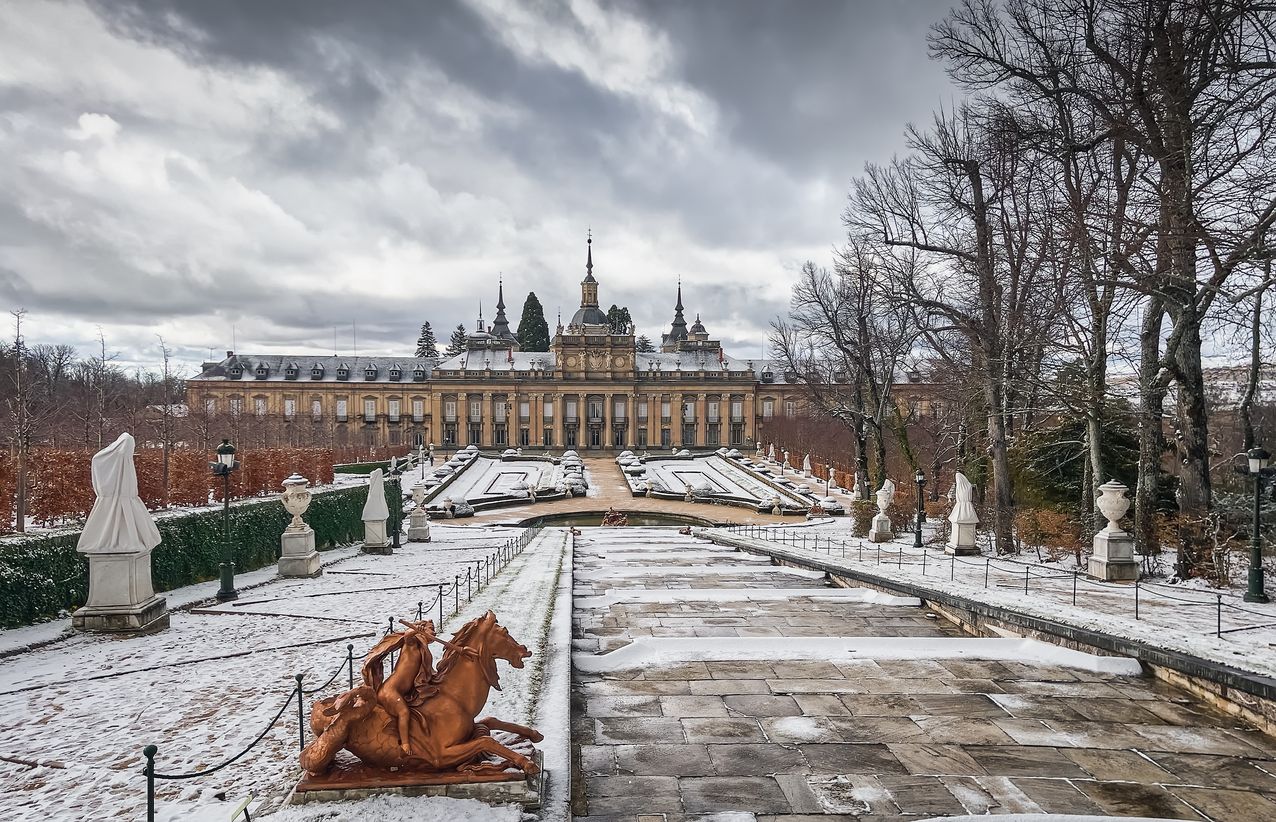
(0, 483, 386, 628)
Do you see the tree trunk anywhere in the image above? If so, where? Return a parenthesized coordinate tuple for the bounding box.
(1135, 298, 1166, 556)
(1239, 284, 1263, 450)
(984, 377, 1014, 553)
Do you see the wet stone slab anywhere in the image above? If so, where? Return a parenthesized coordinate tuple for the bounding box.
(570, 527, 1276, 819)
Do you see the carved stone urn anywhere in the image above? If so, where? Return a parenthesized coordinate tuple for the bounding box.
(279, 473, 321, 578)
(411, 481, 426, 508)
(407, 480, 431, 542)
(281, 474, 312, 532)
(1096, 479, 1131, 533)
(1088, 479, 1137, 582)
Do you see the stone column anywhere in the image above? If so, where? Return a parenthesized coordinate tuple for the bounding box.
(430, 391, 443, 448)
(279, 473, 322, 577)
(1088, 479, 1138, 581)
(72, 433, 169, 633)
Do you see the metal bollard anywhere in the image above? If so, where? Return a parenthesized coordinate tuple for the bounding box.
(984, 558, 990, 588)
(922, 548, 927, 575)
(1072, 572, 1078, 606)
(455, 575, 460, 612)
(1134, 581, 1140, 620)
(295, 674, 305, 750)
(143, 744, 157, 822)
(1216, 594, 1223, 637)
(467, 566, 472, 601)
(1024, 565, 1030, 595)
(438, 584, 445, 629)
(346, 643, 355, 689)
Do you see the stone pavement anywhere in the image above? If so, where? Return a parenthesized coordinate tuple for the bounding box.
(570, 527, 1276, 821)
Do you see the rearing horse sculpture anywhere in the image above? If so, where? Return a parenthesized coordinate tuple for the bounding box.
(301, 611, 543, 777)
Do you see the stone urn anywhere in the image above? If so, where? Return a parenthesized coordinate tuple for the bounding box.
(279, 473, 321, 577)
(281, 474, 312, 531)
(870, 480, 895, 543)
(407, 480, 431, 542)
(411, 481, 426, 508)
(1096, 479, 1131, 533)
(1088, 479, 1137, 581)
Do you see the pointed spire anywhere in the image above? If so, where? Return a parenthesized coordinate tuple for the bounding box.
(476, 301, 485, 333)
(675, 276, 684, 311)
(584, 229, 596, 283)
(667, 278, 688, 345)
(491, 274, 513, 340)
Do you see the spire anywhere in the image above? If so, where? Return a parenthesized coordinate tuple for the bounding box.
(491, 275, 513, 340)
(476, 301, 485, 333)
(668, 278, 688, 343)
(583, 229, 596, 283)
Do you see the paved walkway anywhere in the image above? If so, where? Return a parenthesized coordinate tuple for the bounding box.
(570, 528, 1276, 820)
(472, 458, 790, 526)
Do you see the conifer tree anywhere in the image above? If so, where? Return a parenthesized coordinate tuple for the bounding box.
(635, 334, 655, 353)
(414, 322, 439, 358)
(516, 292, 551, 352)
(444, 323, 467, 356)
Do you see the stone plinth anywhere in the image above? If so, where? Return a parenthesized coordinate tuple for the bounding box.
(869, 513, 893, 543)
(279, 527, 322, 577)
(407, 508, 431, 542)
(292, 750, 541, 809)
(1088, 529, 1138, 581)
(362, 519, 391, 554)
(73, 592, 168, 633)
(946, 522, 980, 556)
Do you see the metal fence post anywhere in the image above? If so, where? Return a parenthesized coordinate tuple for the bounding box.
(1217, 594, 1223, 637)
(438, 584, 445, 629)
(294, 674, 305, 751)
(1134, 581, 1140, 620)
(922, 548, 927, 575)
(1024, 565, 1030, 595)
(951, 555, 956, 581)
(984, 558, 990, 588)
(466, 566, 472, 601)
(1072, 572, 1078, 606)
(346, 643, 354, 690)
(143, 744, 157, 822)
(417, 600, 423, 621)
(455, 575, 460, 612)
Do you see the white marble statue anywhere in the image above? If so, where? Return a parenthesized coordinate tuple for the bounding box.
(849, 471, 862, 501)
(362, 468, 390, 553)
(946, 472, 979, 555)
(802, 454, 813, 478)
(73, 433, 168, 632)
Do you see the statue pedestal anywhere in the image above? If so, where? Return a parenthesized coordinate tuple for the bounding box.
(407, 509, 431, 542)
(279, 527, 322, 578)
(292, 748, 542, 808)
(362, 519, 391, 555)
(946, 522, 980, 556)
(1088, 530, 1138, 581)
(869, 514, 893, 543)
(74, 551, 169, 633)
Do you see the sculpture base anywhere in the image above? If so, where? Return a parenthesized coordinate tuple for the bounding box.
(407, 511, 431, 542)
(362, 519, 390, 554)
(868, 514, 893, 543)
(1088, 530, 1139, 582)
(279, 529, 322, 578)
(947, 522, 979, 555)
(945, 544, 980, 556)
(292, 749, 542, 809)
(72, 595, 169, 633)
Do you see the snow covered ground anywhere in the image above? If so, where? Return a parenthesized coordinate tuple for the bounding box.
(635, 453, 811, 511)
(705, 521, 1276, 682)
(0, 523, 569, 822)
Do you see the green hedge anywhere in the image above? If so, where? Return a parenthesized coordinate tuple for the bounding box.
(0, 484, 385, 628)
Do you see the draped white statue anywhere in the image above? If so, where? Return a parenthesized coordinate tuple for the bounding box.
(362, 468, 391, 552)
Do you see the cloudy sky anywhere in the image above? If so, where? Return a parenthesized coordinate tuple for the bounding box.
(0, 0, 957, 375)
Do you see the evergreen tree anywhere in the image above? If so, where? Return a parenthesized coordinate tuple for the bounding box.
(606, 304, 633, 335)
(444, 323, 467, 356)
(414, 322, 439, 358)
(516, 292, 551, 352)
(635, 335, 655, 353)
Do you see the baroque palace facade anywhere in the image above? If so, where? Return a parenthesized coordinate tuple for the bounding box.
(186, 240, 818, 453)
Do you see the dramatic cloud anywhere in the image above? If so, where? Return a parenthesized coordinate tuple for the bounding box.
(0, 0, 956, 373)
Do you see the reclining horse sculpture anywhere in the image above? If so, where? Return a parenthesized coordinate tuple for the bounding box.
(301, 611, 543, 778)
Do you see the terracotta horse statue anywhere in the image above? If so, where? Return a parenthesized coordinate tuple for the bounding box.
(301, 611, 543, 776)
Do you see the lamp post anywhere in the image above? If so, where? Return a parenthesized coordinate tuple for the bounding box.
(1243, 447, 1273, 603)
(388, 460, 403, 553)
(210, 438, 240, 602)
(914, 468, 926, 549)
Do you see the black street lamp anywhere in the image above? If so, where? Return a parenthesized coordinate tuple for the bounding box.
(914, 468, 927, 549)
(1242, 447, 1273, 603)
(210, 438, 240, 602)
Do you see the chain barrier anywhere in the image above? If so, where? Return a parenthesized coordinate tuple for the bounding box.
(139, 522, 542, 819)
(721, 523, 1272, 639)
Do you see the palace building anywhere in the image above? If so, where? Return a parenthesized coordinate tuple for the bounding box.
(185, 239, 817, 452)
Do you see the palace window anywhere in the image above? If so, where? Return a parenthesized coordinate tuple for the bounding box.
(731, 400, 743, 422)
(494, 399, 507, 420)
(443, 423, 457, 445)
(565, 399, 578, 423)
(612, 428, 625, 447)
(520, 428, 531, 447)
(312, 399, 322, 420)
(229, 398, 243, 416)
(468, 424, 481, 445)
(519, 401, 530, 421)
(762, 399, 774, 419)
(444, 400, 457, 422)
(364, 399, 377, 421)
(587, 400, 603, 421)
(412, 399, 424, 422)
(542, 428, 553, 447)
(336, 399, 348, 422)
(660, 428, 671, 448)
(204, 397, 217, 415)
(637, 400, 648, 420)
(784, 400, 796, 417)
(543, 400, 554, 420)
(613, 399, 625, 420)
(682, 423, 696, 444)
(389, 429, 402, 446)
(637, 428, 648, 448)
(565, 426, 578, 447)
(730, 424, 744, 446)
(707, 400, 719, 423)
(707, 424, 720, 446)
(284, 399, 296, 419)
(494, 425, 507, 446)
(254, 397, 267, 417)
(683, 402, 695, 423)
(660, 401, 671, 423)
(388, 399, 400, 422)
(469, 400, 482, 421)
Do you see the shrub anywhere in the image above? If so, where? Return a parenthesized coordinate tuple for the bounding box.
(0, 483, 373, 628)
(850, 500, 875, 536)
(1013, 507, 1083, 563)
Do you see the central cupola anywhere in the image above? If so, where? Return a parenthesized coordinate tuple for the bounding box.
(568, 234, 609, 330)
